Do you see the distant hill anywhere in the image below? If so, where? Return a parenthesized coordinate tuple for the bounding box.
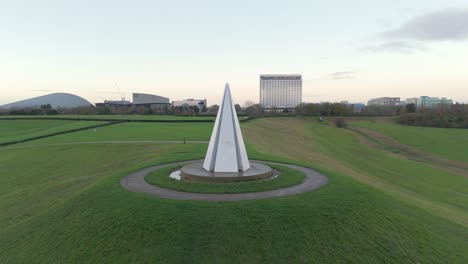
(0, 93, 93, 109)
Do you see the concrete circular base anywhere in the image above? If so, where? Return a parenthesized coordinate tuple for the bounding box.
(121, 159, 329, 201)
(180, 162, 273, 182)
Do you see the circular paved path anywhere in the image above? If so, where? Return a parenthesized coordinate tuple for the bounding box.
(120, 159, 328, 201)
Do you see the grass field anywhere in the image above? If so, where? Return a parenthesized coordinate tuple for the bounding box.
(351, 120, 468, 162)
(0, 119, 105, 144)
(0, 117, 467, 263)
(243, 118, 468, 226)
(0, 114, 217, 120)
(14, 122, 213, 145)
(145, 164, 304, 193)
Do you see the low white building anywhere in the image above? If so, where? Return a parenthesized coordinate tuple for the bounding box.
(172, 99, 207, 109)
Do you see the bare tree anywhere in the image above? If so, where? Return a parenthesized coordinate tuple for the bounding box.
(243, 100, 255, 108)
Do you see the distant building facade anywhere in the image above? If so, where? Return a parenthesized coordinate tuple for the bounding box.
(100, 100, 132, 107)
(367, 97, 401, 106)
(405, 97, 418, 105)
(351, 103, 365, 113)
(133, 93, 170, 110)
(417, 96, 453, 108)
(260, 74, 302, 110)
(172, 99, 207, 109)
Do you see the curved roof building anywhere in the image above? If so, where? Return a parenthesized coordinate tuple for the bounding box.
(0, 93, 93, 109)
(133, 93, 169, 105)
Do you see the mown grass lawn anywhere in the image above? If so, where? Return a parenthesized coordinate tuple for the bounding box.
(16, 122, 214, 145)
(0, 114, 217, 121)
(0, 117, 467, 263)
(0, 119, 105, 144)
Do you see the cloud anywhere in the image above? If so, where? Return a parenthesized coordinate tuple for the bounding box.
(324, 71, 355, 80)
(361, 41, 428, 54)
(305, 71, 356, 81)
(382, 8, 468, 41)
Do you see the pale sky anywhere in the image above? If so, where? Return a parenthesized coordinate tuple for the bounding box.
(1, 0, 467, 106)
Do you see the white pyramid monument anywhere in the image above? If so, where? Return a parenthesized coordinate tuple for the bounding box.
(180, 83, 271, 182)
(203, 83, 250, 172)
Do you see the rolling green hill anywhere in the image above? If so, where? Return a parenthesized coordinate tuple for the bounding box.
(0, 117, 467, 263)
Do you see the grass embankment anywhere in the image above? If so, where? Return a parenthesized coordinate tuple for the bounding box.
(351, 120, 468, 162)
(145, 164, 304, 193)
(243, 118, 468, 227)
(0, 119, 105, 144)
(0, 118, 467, 263)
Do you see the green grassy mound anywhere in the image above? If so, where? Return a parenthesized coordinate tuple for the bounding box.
(144, 164, 305, 194)
(1, 149, 466, 263)
(0, 117, 467, 263)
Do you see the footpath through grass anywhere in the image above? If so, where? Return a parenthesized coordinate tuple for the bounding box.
(145, 164, 304, 193)
(351, 119, 468, 162)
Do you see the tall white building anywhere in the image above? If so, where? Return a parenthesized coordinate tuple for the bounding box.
(260, 74, 302, 109)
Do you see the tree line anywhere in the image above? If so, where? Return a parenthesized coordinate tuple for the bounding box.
(398, 104, 468, 128)
(2, 102, 466, 129)
(1, 103, 237, 116)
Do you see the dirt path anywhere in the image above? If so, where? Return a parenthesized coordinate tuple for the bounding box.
(351, 127, 468, 177)
(120, 160, 328, 201)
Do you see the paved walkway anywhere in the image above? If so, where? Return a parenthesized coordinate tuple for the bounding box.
(120, 160, 328, 201)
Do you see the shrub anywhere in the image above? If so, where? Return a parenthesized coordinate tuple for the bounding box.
(335, 118, 348, 128)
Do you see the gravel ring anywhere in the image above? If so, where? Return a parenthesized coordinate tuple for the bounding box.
(120, 159, 328, 201)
